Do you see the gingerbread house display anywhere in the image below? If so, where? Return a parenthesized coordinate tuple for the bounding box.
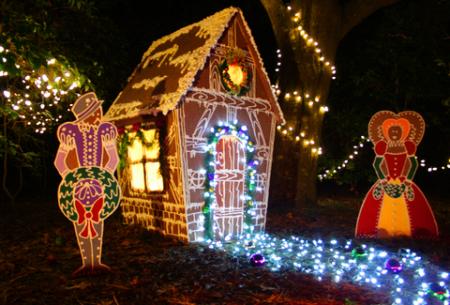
(105, 7, 284, 242)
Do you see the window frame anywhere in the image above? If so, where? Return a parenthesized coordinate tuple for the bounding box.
(127, 125, 165, 194)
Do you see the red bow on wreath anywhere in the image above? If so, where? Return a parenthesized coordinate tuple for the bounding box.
(75, 198, 103, 238)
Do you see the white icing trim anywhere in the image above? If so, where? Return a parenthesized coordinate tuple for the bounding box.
(106, 7, 285, 124)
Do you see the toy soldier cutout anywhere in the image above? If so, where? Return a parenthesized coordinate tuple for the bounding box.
(355, 111, 438, 238)
(54, 92, 121, 275)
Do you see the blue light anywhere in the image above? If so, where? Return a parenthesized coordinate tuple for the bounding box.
(204, 233, 449, 305)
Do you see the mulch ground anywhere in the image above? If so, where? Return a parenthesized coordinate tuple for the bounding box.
(0, 196, 448, 305)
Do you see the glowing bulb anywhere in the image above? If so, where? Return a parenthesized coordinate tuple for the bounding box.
(227, 63, 245, 85)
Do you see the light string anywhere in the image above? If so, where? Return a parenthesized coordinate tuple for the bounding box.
(286, 5, 337, 78)
(204, 233, 449, 305)
(0, 43, 87, 133)
(271, 2, 337, 156)
(318, 135, 371, 180)
(272, 52, 327, 157)
(270, 4, 449, 178)
(318, 135, 450, 180)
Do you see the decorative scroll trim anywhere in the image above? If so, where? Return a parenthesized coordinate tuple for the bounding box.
(186, 87, 273, 112)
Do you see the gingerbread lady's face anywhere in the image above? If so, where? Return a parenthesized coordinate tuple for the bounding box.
(388, 125, 402, 141)
(369, 111, 425, 155)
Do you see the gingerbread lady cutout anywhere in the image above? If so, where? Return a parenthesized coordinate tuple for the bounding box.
(355, 111, 438, 239)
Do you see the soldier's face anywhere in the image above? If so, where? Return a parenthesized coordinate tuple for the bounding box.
(83, 108, 102, 124)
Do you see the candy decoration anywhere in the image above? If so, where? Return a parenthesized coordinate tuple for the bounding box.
(428, 282, 449, 301)
(385, 258, 403, 274)
(352, 246, 367, 260)
(250, 253, 266, 266)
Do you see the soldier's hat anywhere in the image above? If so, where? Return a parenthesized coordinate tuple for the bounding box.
(71, 92, 102, 121)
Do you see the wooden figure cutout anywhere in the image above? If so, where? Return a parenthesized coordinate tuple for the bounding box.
(355, 111, 439, 238)
(54, 92, 121, 276)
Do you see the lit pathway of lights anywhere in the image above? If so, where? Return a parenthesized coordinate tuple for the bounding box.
(205, 233, 449, 305)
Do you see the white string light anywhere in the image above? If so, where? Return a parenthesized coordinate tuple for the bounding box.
(318, 135, 450, 180)
(286, 6, 336, 78)
(270, 3, 337, 156)
(0, 44, 84, 133)
(206, 233, 449, 305)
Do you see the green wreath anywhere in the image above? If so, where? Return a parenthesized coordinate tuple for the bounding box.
(219, 54, 252, 96)
(58, 166, 121, 222)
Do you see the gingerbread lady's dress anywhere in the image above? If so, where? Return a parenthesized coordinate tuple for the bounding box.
(355, 139, 439, 238)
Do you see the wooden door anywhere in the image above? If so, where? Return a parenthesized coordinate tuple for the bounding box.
(214, 135, 245, 239)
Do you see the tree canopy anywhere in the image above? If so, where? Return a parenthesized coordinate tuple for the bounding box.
(321, 0, 450, 192)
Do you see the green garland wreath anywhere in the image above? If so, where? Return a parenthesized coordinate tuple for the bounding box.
(219, 50, 252, 96)
(58, 166, 121, 222)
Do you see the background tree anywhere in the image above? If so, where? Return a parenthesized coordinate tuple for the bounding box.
(321, 0, 450, 196)
(0, 0, 106, 203)
(260, 0, 399, 208)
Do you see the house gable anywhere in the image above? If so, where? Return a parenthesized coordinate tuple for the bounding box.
(105, 7, 284, 125)
(192, 13, 284, 124)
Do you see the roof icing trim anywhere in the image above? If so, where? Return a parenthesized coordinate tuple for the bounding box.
(105, 7, 238, 121)
(105, 7, 284, 124)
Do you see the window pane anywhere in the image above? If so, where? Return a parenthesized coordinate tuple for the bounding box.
(143, 129, 159, 159)
(128, 134, 143, 162)
(131, 163, 145, 190)
(145, 162, 164, 191)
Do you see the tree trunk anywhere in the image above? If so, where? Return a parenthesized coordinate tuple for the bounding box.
(261, 0, 399, 209)
(2, 114, 15, 204)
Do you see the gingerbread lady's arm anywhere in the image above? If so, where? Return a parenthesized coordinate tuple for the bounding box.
(373, 140, 387, 181)
(405, 140, 418, 181)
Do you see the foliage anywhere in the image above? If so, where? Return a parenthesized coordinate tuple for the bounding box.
(0, 0, 99, 201)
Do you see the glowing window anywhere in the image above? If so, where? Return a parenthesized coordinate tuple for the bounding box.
(127, 128, 164, 192)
